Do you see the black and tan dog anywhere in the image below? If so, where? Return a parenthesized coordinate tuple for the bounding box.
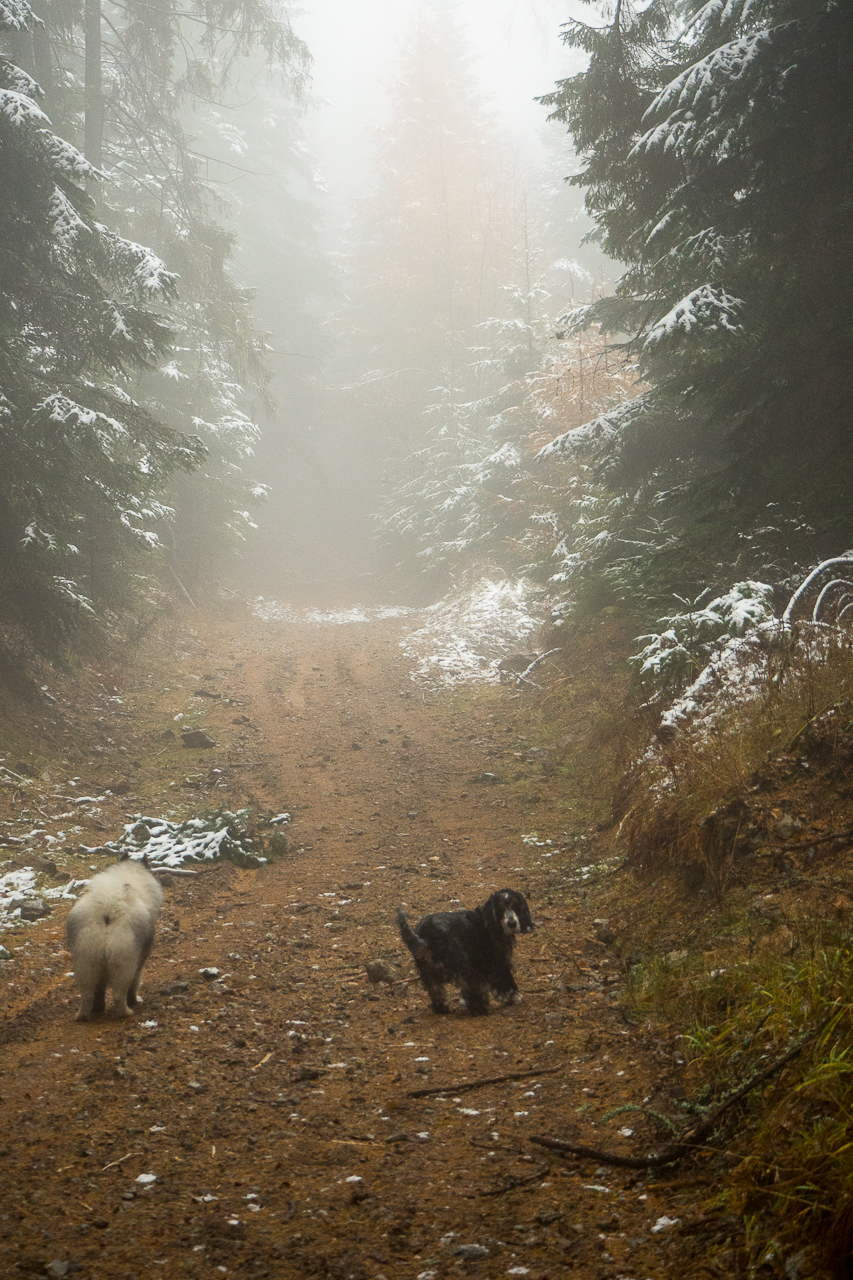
(397, 888, 533, 1015)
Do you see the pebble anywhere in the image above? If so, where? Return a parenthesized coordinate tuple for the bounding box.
(593, 918, 614, 944)
(180, 730, 215, 749)
(452, 1244, 489, 1260)
(13, 898, 52, 921)
(365, 960, 396, 984)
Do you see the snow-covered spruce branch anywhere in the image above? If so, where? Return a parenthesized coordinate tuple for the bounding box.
(782, 555, 853, 625)
(637, 561, 853, 736)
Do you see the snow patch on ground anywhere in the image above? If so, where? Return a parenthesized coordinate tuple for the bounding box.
(0, 867, 81, 929)
(83, 811, 262, 869)
(400, 578, 542, 687)
(252, 599, 412, 625)
(252, 580, 542, 687)
(0, 812, 265, 930)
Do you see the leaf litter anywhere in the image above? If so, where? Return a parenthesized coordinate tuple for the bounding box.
(0, 603, 737, 1279)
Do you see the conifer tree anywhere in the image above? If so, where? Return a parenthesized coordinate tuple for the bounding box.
(540, 0, 853, 607)
(13, 0, 312, 591)
(0, 0, 204, 655)
(343, 0, 520, 463)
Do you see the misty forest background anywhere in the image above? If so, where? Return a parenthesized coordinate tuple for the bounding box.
(4, 0, 853, 1264)
(0, 0, 851, 673)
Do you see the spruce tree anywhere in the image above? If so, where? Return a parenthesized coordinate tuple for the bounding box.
(540, 0, 853, 607)
(343, 0, 520, 461)
(13, 0, 312, 592)
(0, 0, 204, 656)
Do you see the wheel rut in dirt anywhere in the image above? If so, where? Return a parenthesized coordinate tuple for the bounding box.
(0, 609, 693, 1279)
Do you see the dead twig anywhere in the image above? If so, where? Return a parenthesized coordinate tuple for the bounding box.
(521, 648, 561, 679)
(0, 766, 31, 785)
(777, 826, 853, 852)
(473, 1165, 551, 1198)
(530, 1024, 827, 1169)
(170, 566, 197, 609)
(530, 1134, 659, 1169)
(101, 1151, 140, 1172)
(407, 1063, 565, 1099)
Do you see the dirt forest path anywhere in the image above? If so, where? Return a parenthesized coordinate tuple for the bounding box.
(0, 608, 699, 1280)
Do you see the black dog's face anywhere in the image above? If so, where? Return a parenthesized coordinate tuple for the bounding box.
(492, 889, 533, 937)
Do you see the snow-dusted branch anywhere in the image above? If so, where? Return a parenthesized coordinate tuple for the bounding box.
(782, 555, 853, 625)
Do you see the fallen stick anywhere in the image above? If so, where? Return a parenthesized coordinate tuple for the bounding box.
(101, 1150, 141, 1172)
(512, 648, 563, 688)
(407, 1063, 565, 1099)
(521, 647, 562, 679)
(471, 1165, 550, 1198)
(0, 766, 31, 785)
(530, 1026, 825, 1170)
(529, 1134, 658, 1169)
(777, 826, 853, 852)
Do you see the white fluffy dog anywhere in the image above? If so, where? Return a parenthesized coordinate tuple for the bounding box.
(66, 855, 163, 1021)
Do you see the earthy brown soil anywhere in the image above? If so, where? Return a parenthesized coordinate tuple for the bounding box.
(0, 606, 718, 1280)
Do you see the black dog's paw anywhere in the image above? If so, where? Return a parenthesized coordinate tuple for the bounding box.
(462, 991, 490, 1016)
(499, 990, 522, 1006)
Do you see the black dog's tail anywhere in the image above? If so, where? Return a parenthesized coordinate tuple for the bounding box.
(397, 909, 428, 960)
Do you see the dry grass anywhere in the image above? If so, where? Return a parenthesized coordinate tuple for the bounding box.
(628, 924, 853, 1277)
(527, 610, 650, 828)
(532, 618, 853, 1276)
(621, 627, 853, 894)
(579, 629, 853, 1276)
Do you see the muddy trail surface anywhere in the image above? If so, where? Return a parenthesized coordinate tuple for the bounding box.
(0, 608, 705, 1280)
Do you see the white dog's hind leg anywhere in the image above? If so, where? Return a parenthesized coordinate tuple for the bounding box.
(106, 934, 142, 1018)
(126, 952, 151, 1010)
(74, 960, 108, 1022)
(108, 924, 155, 1017)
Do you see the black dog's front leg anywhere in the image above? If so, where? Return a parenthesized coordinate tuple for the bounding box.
(491, 960, 521, 1006)
(460, 974, 491, 1015)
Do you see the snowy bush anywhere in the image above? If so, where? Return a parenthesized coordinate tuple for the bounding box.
(639, 560, 853, 738)
(631, 581, 777, 691)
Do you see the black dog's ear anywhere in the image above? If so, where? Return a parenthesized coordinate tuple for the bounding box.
(485, 893, 502, 923)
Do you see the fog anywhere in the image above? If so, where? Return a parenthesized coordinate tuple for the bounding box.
(300, 0, 584, 209)
(230, 0, 601, 605)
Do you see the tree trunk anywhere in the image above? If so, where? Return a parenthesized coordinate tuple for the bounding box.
(84, 0, 103, 167)
(25, 0, 53, 106)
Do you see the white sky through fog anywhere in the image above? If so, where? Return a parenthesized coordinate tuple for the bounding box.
(298, 0, 590, 206)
